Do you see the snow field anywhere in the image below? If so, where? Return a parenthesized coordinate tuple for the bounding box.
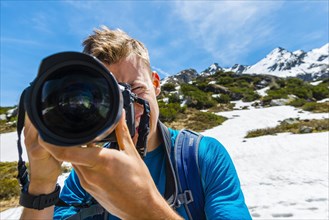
(1, 105, 328, 219)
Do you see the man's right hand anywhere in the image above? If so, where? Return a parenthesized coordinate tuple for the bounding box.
(23, 115, 62, 194)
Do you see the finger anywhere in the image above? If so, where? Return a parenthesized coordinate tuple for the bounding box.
(86, 143, 96, 148)
(38, 137, 105, 167)
(132, 132, 139, 146)
(115, 110, 139, 156)
(24, 114, 38, 144)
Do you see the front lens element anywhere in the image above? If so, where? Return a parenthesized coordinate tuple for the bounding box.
(39, 67, 112, 139)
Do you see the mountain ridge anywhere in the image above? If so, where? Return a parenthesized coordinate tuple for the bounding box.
(162, 43, 329, 83)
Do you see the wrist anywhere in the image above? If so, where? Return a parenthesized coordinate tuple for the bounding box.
(28, 180, 57, 195)
(20, 184, 61, 210)
(141, 189, 182, 220)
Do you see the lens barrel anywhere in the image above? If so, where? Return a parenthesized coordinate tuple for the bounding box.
(25, 52, 123, 146)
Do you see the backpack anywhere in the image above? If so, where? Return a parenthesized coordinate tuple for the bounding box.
(159, 122, 206, 220)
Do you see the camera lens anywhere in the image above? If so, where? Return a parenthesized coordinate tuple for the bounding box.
(25, 52, 123, 146)
(39, 67, 112, 139)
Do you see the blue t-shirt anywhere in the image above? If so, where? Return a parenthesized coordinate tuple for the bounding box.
(54, 129, 251, 219)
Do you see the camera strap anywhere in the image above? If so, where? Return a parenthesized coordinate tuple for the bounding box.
(135, 98, 150, 158)
(16, 89, 29, 191)
(16, 89, 67, 210)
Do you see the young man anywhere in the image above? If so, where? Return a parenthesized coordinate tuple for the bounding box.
(20, 26, 251, 219)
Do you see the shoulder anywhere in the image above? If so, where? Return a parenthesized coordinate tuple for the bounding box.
(168, 128, 229, 162)
(169, 128, 235, 179)
(198, 135, 231, 163)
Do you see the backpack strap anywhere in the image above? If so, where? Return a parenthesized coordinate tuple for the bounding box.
(65, 203, 105, 220)
(174, 130, 206, 220)
(158, 121, 179, 206)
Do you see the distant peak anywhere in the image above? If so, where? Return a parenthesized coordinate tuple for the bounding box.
(293, 49, 306, 57)
(270, 47, 288, 54)
(318, 43, 329, 53)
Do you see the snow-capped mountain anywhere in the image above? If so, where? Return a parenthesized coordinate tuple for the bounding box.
(200, 63, 223, 76)
(201, 43, 329, 81)
(160, 68, 198, 85)
(242, 43, 328, 80)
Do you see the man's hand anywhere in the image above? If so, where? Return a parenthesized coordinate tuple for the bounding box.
(39, 111, 181, 219)
(24, 115, 62, 194)
(20, 116, 63, 219)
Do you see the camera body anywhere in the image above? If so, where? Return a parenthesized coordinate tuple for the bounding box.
(103, 82, 136, 142)
(24, 52, 137, 146)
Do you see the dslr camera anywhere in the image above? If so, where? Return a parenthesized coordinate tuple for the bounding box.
(23, 52, 149, 147)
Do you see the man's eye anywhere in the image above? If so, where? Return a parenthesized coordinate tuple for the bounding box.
(132, 86, 144, 93)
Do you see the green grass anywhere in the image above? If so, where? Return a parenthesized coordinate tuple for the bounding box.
(0, 120, 17, 134)
(0, 107, 16, 115)
(164, 108, 227, 132)
(245, 119, 329, 138)
(301, 102, 329, 113)
(0, 161, 71, 210)
(0, 162, 20, 200)
(186, 111, 227, 131)
(0, 106, 18, 134)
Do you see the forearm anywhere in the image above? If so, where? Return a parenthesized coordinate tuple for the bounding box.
(147, 199, 183, 220)
(20, 206, 55, 220)
(126, 189, 183, 220)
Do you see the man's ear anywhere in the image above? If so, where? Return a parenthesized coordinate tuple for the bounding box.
(152, 71, 161, 96)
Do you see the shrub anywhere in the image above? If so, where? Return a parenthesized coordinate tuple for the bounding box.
(229, 87, 260, 102)
(168, 93, 180, 103)
(217, 77, 234, 86)
(267, 88, 288, 99)
(276, 78, 286, 88)
(216, 94, 231, 104)
(302, 102, 329, 113)
(242, 92, 261, 102)
(180, 84, 216, 109)
(185, 111, 227, 132)
(312, 84, 329, 100)
(196, 82, 209, 91)
(245, 118, 329, 138)
(159, 102, 186, 122)
(290, 87, 312, 99)
(161, 83, 176, 92)
(260, 95, 273, 106)
(286, 78, 304, 87)
(288, 98, 306, 107)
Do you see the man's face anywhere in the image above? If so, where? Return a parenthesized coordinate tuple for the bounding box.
(105, 54, 161, 148)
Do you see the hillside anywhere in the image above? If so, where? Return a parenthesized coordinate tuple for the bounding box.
(159, 70, 328, 130)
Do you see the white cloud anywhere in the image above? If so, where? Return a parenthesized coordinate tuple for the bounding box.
(1, 37, 43, 46)
(172, 1, 283, 65)
(151, 66, 171, 78)
(30, 12, 55, 34)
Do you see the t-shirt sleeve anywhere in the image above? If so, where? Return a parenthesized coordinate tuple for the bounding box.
(54, 169, 90, 219)
(198, 136, 251, 220)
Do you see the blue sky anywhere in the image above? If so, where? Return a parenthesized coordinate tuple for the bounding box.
(1, 1, 328, 106)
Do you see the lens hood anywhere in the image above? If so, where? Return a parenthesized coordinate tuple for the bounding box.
(25, 52, 123, 146)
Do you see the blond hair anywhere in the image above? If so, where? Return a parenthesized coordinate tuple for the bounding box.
(83, 26, 150, 66)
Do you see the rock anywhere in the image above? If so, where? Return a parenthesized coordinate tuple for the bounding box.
(282, 118, 299, 125)
(6, 107, 18, 118)
(0, 114, 6, 121)
(270, 99, 289, 106)
(299, 126, 313, 133)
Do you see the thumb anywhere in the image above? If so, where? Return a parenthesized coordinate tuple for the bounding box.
(115, 110, 138, 156)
